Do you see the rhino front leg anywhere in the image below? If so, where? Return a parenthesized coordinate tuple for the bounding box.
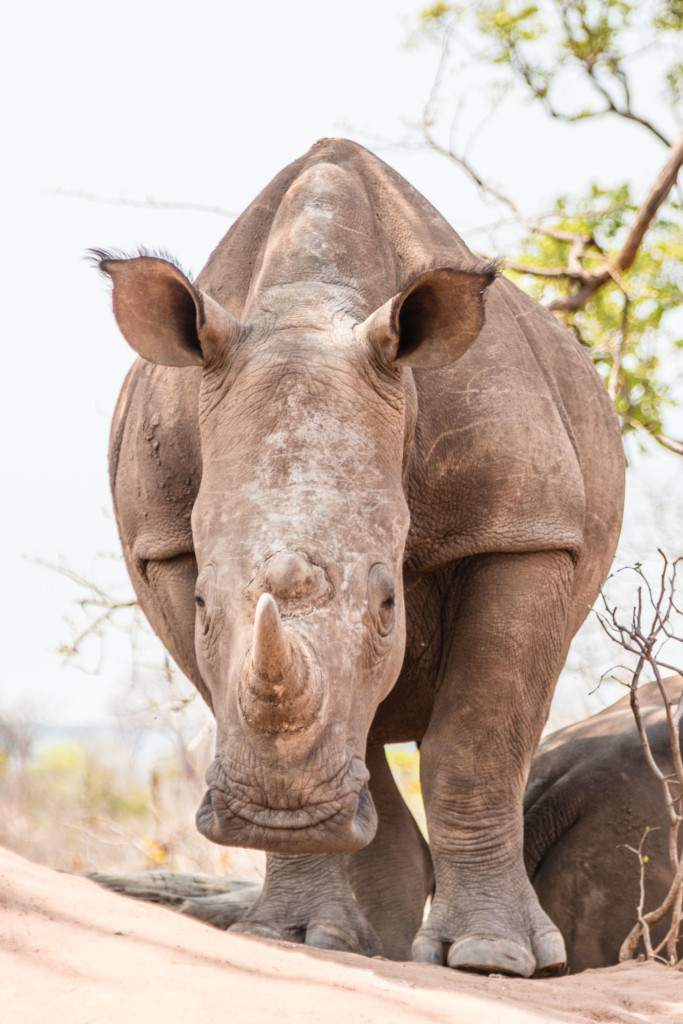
(228, 852, 381, 955)
(413, 550, 573, 978)
(348, 745, 433, 960)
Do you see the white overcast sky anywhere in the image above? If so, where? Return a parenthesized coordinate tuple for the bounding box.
(1, 0, 681, 728)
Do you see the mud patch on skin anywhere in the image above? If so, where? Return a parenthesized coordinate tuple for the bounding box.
(142, 411, 162, 466)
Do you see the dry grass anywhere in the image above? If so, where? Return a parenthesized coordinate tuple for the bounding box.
(0, 696, 422, 881)
(0, 700, 264, 882)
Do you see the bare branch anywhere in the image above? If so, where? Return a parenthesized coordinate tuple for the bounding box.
(663, 885, 683, 962)
(504, 262, 585, 280)
(620, 853, 683, 961)
(522, 2, 672, 147)
(35, 557, 140, 668)
(59, 605, 136, 661)
(416, 34, 589, 249)
(600, 554, 683, 963)
(54, 188, 238, 221)
(621, 832, 658, 960)
(580, 60, 672, 147)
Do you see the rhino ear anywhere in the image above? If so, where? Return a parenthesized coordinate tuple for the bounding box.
(93, 252, 242, 367)
(360, 266, 496, 370)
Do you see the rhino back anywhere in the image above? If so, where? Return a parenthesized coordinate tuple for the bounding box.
(195, 138, 486, 320)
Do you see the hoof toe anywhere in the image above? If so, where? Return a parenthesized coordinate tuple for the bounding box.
(411, 934, 445, 965)
(447, 937, 535, 978)
(533, 932, 567, 976)
(306, 923, 381, 956)
(305, 925, 355, 953)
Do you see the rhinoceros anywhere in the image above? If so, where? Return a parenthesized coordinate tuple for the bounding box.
(97, 138, 624, 977)
(525, 677, 683, 971)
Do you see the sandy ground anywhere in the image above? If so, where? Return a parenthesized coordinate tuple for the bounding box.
(1, 847, 682, 1024)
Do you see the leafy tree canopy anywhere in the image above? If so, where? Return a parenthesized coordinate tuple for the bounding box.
(414, 1, 683, 452)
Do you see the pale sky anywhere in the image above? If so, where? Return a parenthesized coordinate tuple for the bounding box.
(1, 0, 681, 729)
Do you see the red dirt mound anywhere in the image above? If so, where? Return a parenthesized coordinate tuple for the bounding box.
(1, 846, 681, 1023)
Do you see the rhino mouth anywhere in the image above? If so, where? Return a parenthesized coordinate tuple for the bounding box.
(195, 757, 377, 853)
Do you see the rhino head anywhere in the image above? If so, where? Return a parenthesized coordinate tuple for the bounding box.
(99, 249, 492, 854)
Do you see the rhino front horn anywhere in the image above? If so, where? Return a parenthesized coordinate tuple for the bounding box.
(252, 593, 292, 682)
(239, 593, 323, 734)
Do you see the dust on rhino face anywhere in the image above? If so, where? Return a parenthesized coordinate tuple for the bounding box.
(189, 326, 414, 851)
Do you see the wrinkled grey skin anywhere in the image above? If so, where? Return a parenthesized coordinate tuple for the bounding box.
(525, 678, 683, 971)
(101, 139, 624, 976)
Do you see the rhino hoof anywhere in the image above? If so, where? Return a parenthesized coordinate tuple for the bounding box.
(306, 925, 356, 952)
(306, 922, 382, 957)
(411, 935, 446, 965)
(532, 931, 567, 977)
(446, 937, 535, 978)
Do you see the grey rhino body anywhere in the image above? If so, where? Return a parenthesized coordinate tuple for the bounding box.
(525, 678, 683, 971)
(102, 139, 624, 976)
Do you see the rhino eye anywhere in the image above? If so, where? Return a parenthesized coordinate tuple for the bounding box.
(368, 564, 396, 636)
(194, 565, 216, 633)
(194, 593, 210, 634)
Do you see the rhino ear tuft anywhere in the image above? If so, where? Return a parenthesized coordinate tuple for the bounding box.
(360, 266, 497, 370)
(93, 252, 242, 367)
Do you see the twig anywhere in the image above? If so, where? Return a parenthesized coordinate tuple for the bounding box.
(622, 830, 660, 961)
(599, 553, 683, 964)
(54, 188, 238, 220)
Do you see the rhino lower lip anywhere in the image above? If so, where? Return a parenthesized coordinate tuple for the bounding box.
(202, 753, 370, 824)
(201, 780, 370, 828)
(195, 780, 377, 852)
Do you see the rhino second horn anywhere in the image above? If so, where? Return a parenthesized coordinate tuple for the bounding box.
(240, 593, 322, 734)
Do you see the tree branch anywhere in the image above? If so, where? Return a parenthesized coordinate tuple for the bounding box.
(580, 58, 672, 147)
(54, 188, 238, 221)
(627, 418, 683, 458)
(548, 129, 683, 313)
(504, 262, 586, 280)
(600, 555, 683, 963)
(532, 3, 671, 147)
